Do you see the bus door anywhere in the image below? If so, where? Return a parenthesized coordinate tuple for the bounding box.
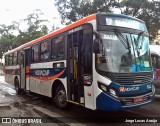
(20, 51, 25, 90)
(67, 25, 93, 105)
(67, 30, 84, 104)
(20, 48, 30, 91)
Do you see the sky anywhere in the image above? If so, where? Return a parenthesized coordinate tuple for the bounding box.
(0, 0, 60, 31)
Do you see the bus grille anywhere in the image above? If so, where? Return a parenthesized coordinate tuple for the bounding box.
(113, 72, 153, 84)
(120, 92, 152, 106)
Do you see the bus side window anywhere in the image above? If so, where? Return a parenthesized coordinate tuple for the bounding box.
(5, 55, 8, 66)
(17, 51, 21, 64)
(40, 40, 50, 61)
(51, 36, 65, 60)
(31, 44, 40, 62)
(13, 52, 17, 65)
(9, 53, 13, 66)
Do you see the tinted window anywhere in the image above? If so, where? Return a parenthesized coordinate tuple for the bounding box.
(40, 40, 50, 61)
(83, 28, 92, 74)
(51, 36, 65, 60)
(31, 44, 39, 62)
(5, 55, 9, 66)
(9, 53, 13, 65)
(13, 52, 17, 65)
(17, 51, 21, 64)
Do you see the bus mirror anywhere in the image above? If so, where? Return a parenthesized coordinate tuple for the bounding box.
(93, 39, 100, 53)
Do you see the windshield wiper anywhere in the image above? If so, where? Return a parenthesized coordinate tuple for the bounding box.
(133, 31, 145, 62)
(114, 28, 128, 49)
(136, 31, 144, 49)
(114, 28, 132, 59)
(134, 37, 141, 62)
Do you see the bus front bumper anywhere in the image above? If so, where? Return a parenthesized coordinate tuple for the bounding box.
(96, 86, 155, 111)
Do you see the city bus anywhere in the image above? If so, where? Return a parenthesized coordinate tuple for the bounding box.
(150, 45, 160, 95)
(4, 13, 155, 111)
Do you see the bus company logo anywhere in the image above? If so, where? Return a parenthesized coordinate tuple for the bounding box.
(119, 87, 126, 92)
(119, 86, 139, 92)
(34, 70, 50, 76)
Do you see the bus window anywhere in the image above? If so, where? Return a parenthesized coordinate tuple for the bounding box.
(17, 51, 21, 64)
(51, 36, 65, 60)
(13, 52, 17, 65)
(9, 53, 13, 66)
(5, 55, 9, 66)
(83, 28, 92, 74)
(31, 44, 39, 62)
(40, 40, 50, 61)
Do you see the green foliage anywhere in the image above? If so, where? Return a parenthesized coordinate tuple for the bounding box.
(0, 9, 49, 58)
(55, 0, 115, 24)
(55, 0, 160, 41)
(116, 0, 160, 40)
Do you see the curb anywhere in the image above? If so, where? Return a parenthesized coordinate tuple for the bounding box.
(32, 107, 71, 126)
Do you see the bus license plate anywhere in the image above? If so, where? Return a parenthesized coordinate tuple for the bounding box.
(133, 97, 143, 103)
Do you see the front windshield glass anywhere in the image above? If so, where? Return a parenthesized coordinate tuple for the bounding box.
(96, 31, 151, 73)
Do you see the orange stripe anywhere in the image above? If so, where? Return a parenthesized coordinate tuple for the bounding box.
(26, 75, 30, 78)
(30, 69, 65, 81)
(4, 14, 96, 55)
(26, 66, 30, 73)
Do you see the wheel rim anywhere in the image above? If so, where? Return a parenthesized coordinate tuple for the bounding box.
(57, 89, 66, 105)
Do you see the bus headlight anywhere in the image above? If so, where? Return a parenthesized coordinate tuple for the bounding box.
(100, 84, 107, 92)
(98, 82, 118, 98)
(109, 89, 117, 97)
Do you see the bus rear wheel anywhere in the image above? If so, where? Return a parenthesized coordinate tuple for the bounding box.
(55, 85, 70, 109)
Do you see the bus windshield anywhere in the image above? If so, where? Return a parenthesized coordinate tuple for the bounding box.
(96, 31, 151, 73)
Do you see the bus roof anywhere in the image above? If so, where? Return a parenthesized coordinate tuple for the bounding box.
(4, 13, 96, 55)
(4, 12, 146, 56)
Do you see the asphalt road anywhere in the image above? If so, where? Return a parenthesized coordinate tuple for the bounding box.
(0, 75, 160, 126)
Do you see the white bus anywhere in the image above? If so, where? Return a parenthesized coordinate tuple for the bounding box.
(4, 13, 155, 111)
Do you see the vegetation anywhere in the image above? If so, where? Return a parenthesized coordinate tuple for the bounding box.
(0, 9, 49, 58)
(55, 0, 160, 40)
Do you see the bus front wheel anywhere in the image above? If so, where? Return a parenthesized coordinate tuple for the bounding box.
(55, 85, 70, 109)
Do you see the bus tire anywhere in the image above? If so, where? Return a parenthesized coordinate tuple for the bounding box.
(15, 78, 21, 94)
(55, 85, 70, 109)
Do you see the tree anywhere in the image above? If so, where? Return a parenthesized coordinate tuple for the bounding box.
(0, 9, 49, 58)
(55, 0, 116, 24)
(0, 24, 17, 58)
(116, 0, 160, 40)
(55, 0, 160, 41)
(22, 9, 48, 41)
